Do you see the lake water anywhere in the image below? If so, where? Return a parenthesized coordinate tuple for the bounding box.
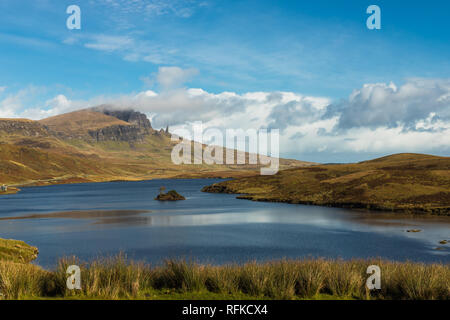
(0, 179, 448, 268)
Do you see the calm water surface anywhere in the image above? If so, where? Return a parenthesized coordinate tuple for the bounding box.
(0, 179, 448, 268)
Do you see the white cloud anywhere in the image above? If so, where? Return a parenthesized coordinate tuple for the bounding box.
(85, 35, 134, 52)
(78, 32, 177, 65)
(0, 86, 45, 118)
(97, 0, 204, 18)
(326, 78, 450, 130)
(154, 66, 199, 89)
(2, 77, 449, 161)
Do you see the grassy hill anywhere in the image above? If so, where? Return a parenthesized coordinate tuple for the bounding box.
(39, 110, 132, 138)
(203, 153, 450, 215)
(0, 109, 311, 189)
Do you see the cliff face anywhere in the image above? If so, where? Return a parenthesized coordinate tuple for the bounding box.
(2, 108, 161, 144)
(93, 106, 152, 129)
(100, 109, 152, 131)
(88, 106, 156, 142)
(88, 124, 145, 142)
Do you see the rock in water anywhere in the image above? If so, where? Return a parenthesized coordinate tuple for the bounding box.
(155, 190, 186, 201)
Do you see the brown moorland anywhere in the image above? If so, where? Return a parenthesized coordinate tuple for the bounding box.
(203, 153, 450, 215)
(0, 108, 311, 191)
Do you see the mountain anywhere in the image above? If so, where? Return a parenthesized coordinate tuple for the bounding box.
(0, 108, 312, 189)
(40, 109, 154, 142)
(39, 110, 132, 140)
(203, 153, 450, 215)
(92, 105, 153, 131)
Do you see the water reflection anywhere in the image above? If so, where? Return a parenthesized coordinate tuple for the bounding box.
(0, 179, 448, 267)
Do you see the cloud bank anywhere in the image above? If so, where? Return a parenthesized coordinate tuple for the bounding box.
(1, 68, 449, 162)
(326, 79, 450, 131)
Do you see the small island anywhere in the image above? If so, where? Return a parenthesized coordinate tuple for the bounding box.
(155, 187, 186, 201)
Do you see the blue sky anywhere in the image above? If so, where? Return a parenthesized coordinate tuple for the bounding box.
(0, 0, 449, 162)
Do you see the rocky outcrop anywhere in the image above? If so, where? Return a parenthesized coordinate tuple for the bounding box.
(0, 120, 50, 137)
(201, 184, 236, 193)
(93, 106, 152, 132)
(1, 108, 159, 144)
(88, 106, 157, 142)
(88, 124, 145, 142)
(155, 190, 186, 201)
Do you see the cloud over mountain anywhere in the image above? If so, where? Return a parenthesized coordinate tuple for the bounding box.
(1, 73, 449, 162)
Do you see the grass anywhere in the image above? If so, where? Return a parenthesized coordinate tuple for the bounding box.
(203, 153, 450, 215)
(0, 239, 39, 264)
(0, 255, 448, 300)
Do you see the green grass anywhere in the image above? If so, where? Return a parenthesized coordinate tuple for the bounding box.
(0, 255, 448, 300)
(0, 239, 38, 264)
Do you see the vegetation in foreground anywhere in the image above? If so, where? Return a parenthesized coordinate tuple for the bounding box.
(203, 153, 450, 215)
(0, 255, 448, 300)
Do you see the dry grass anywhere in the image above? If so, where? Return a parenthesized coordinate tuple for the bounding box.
(39, 110, 131, 137)
(203, 153, 450, 215)
(0, 261, 51, 299)
(0, 239, 39, 264)
(0, 256, 448, 300)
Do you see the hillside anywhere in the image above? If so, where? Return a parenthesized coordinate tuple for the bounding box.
(39, 110, 132, 139)
(202, 153, 450, 215)
(0, 108, 311, 189)
(0, 238, 39, 263)
(0, 118, 50, 137)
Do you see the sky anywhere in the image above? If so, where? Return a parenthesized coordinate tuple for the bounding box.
(0, 0, 449, 163)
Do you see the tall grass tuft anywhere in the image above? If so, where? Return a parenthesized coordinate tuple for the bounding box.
(323, 259, 364, 298)
(262, 261, 298, 299)
(152, 260, 204, 292)
(386, 262, 449, 300)
(204, 265, 239, 294)
(0, 261, 51, 299)
(54, 254, 151, 299)
(294, 259, 328, 298)
(0, 256, 448, 300)
(236, 262, 270, 297)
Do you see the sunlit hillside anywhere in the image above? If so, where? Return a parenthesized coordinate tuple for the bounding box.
(203, 153, 450, 215)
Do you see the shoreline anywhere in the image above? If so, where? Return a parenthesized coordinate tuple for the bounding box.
(234, 193, 450, 216)
(0, 174, 235, 196)
(201, 154, 450, 216)
(0, 187, 20, 195)
(202, 184, 450, 216)
(4, 174, 449, 217)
